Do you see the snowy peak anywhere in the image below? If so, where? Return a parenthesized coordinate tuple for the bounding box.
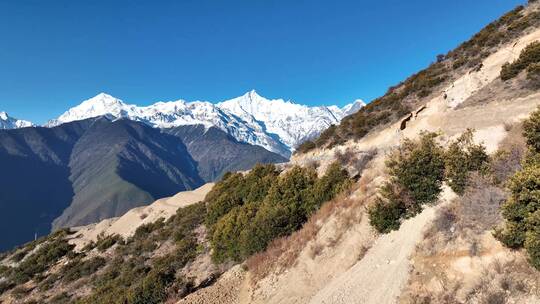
(342, 99, 366, 117)
(218, 91, 363, 150)
(46, 91, 364, 157)
(0, 111, 34, 130)
(48, 93, 134, 126)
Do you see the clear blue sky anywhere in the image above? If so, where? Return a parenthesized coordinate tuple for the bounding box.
(0, 0, 525, 124)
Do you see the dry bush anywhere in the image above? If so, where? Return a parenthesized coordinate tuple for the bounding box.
(304, 159, 320, 170)
(456, 174, 506, 233)
(465, 258, 540, 303)
(335, 148, 378, 179)
(308, 242, 324, 259)
(421, 174, 505, 256)
(490, 123, 527, 184)
(335, 148, 357, 166)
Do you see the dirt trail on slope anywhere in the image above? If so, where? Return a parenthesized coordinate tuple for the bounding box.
(309, 187, 457, 304)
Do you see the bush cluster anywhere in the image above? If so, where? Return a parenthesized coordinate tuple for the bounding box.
(500, 41, 540, 80)
(75, 202, 206, 304)
(496, 107, 540, 269)
(5, 230, 75, 285)
(208, 163, 351, 262)
(61, 256, 107, 283)
(369, 131, 488, 233)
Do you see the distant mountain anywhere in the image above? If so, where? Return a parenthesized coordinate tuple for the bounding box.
(47, 91, 364, 157)
(165, 125, 287, 182)
(0, 111, 33, 129)
(0, 118, 285, 251)
(51, 118, 205, 229)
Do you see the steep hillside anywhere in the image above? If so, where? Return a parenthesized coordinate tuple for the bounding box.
(297, 2, 540, 154)
(178, 2, 540, 304)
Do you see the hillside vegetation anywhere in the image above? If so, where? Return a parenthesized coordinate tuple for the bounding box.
(0, 162, 351, 303)
(496, 107, 540, 269)
(368, 130, 488, 233)
(207, 163, 351, 262)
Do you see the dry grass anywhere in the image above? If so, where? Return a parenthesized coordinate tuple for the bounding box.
(490, 122, 527, 185)
(401, 149, 540, 303)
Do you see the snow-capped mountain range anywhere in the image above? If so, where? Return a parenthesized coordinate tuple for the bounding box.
(0, 112, 34, 130)
(4, 91, 364, 157)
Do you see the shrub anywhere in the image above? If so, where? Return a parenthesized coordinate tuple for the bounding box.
(95, 233, 123, 252)
(295, 140, 316, 154)
(368, 183, 409, 233)
(10, 234, 74, 284)
(209, 163, 351, 262)
(61, 256, 107, 283)
(367, 131, 490, 233)
(444, 129, 489, 194)
(527, 62, 540, 88)
(500, 41, 540, 80)
(523, 107, 540, 153)
(386, 132, 446, 205)
(127, 269, 175, 304)
(497, 108, 540, 269)
(205, 164, 280, 228)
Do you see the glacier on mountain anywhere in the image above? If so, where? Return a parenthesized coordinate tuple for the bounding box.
(47, 91, 364, 157)
(0, 112, 34, 130)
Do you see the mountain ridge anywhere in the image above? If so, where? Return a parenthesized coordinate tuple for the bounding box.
(0, 112, 34, 130)
(43, 91, 364, 157)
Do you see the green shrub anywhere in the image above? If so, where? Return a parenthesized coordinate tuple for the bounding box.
(387, 132, 446, 205)
(444, 129, 489, 194)
(497, 108, 540, 269)
(368, 183, 409, 233)
(127, 269, 175, 304)
(500, 41, 540, 80)
(61, 256, 107, 283)
(95, 233, 123, 252)
(205, 164, 280, 228)
(209, 163, 351, 262)
(10, 234, 74, 284)
(524, 107, 540, 153)
(527, 62, 540, 88)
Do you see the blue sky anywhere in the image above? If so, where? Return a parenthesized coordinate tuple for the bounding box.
(0, 0, 525, 124)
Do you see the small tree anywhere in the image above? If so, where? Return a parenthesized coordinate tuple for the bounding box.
(386, 132, 446, 205)
(523, 107, 540, 153)
(444, 129, 489, 194)
(369, 132, 445, 233)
